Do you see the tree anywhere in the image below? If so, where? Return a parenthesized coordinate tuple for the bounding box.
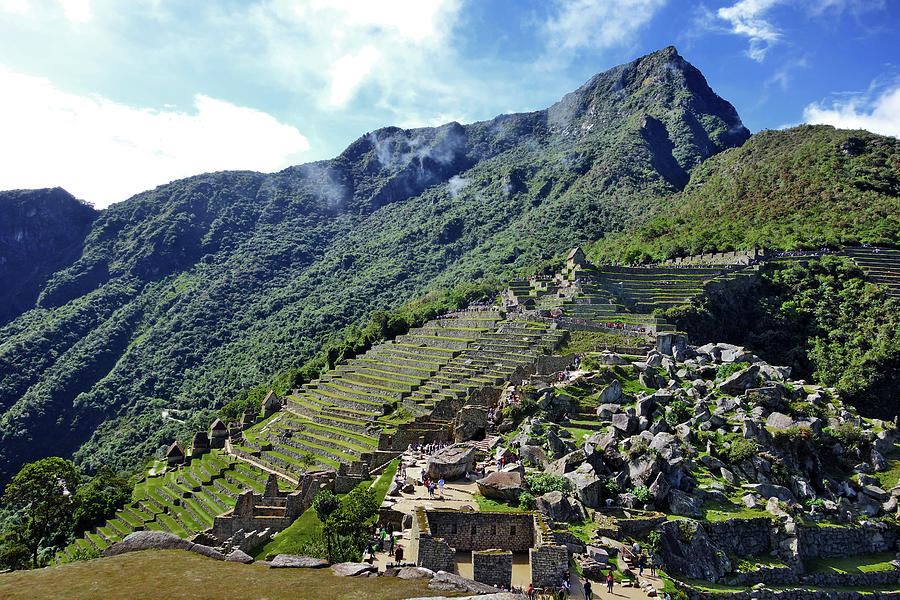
(2, 457, 81, 568)
(312, 490, 340, 561)
(72, 465, 132, 534)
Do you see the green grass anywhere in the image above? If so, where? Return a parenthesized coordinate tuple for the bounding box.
(0, 550, 440, 600)
(805, 552, 897, 574)
(568, 519, 601, 544)
(701, 500, 771, 522)
(472, 494, 523, 513)
(252, 473, 381, 560)
(555, 330, 644, 354)
(370, 459, 400, 508)
(872, 448, 900, 490)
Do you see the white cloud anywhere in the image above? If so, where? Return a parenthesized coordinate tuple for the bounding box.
(308, 0, 452, 43)
(716, 0, 782, 62)
(59, 0, 90, 21)
(543, 0, 667, 54)
(0, 0, 28, 14)
(327, 44, 381, 108)
(803, 83, 900, 138)
(0, 64, 309, 208)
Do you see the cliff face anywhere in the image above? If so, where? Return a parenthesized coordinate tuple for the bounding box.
(0, 187, 97, 325)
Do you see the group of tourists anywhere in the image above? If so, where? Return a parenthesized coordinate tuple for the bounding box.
(407, 441, 449, 454)
(363, 525, 404, 566)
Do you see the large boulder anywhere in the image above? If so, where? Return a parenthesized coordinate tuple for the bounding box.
(104, 531, 191, 556)
(564, 463, 603, 508)
(427, 445, 476, 480)
(596, 380, 624, 404)
(270, 554, 330, 568)
(520, 444, 549, 468)
(612, 413, 636, 434)
(331, 562, 378, 577)
(667, 489, 704, 518)
(535, 490, 587, 523)
(429, 571, 499, 594)
(718, 365, 760, 395)
(765, 412, 795, 430)
(397, 566, 435, 580)
(477, 471, 524, 503)
(657, 520, 731, 581)
(743, 483, 796, 503)
(454, 406, 489, 442)
(225, 549, 254, 564)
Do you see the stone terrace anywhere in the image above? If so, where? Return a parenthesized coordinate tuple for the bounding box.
(57, 450, 278, 563)
(843, 246, 900, 300)
(230, 311, 564, 480)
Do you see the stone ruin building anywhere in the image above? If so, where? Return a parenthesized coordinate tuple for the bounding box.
(165, 441, 185, 466)
(410, 507, 569, 590)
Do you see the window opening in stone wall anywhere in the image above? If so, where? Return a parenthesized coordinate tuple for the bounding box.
(472, 525, 477, 534)
(510, 525, 516, 536)
(491, 525, 496, 535)
(451, 523, 457, 534)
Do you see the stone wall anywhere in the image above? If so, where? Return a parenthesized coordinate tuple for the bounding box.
(410, 507, 456, 573)
(473, 550, 513, 589)
(703, 517, 773, 557)
(424, 510, 535, 552)
(529, 544, 569, 588)
(797, 522, 900, 558)
(533, 354, 577, 376)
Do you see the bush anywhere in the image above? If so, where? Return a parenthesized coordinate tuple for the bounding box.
(716, 362, 749, 380)
(519, 492, 536, 510)
(727, 438, 758, 464)
(631, 485, 652, 503)
(772, 426, 813, 447)
(526, 473, 569, 495)
(70, 547, 101, 562)
(830, 422, 866, 450)
(665, 400, 693, 427)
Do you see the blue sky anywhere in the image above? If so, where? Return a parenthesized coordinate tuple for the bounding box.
(1, 0, 898, 208)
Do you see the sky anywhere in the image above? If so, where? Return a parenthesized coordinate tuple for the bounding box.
(0, 0, 898, 208)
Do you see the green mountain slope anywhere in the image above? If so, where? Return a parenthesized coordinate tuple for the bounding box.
(0, 46, 751, 483)
(0, 188, 97, 325)
(588, 125, 900, 262)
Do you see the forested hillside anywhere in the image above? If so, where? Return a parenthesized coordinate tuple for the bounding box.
(587, 125, 900, 262)
(0, 188, 97, 325)
(0, 46, 750, 483)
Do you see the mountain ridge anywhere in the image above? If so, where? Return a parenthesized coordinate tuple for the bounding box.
(0, 46, 894, 486)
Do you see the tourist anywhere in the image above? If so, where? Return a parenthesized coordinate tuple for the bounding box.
(606, 571, 614, 593)
(583, 579, 593, 600)
(638, 553, 646, 576)
(438, 477, 445, 496)
(388, 533, 396, 555)
(649, 556, 656, 576)
(394, 544, 404, 565)
(526, 583, 537, 600)
(379, 527, 387, 551)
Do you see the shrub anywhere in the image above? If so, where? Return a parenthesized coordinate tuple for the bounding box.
(631, 485, 652, 503)
(519, 492, 536, 511)
(716, 362, 749, 380)
(772, 426, 813, 447)
(526, 473, 569, 495)
(70, 547, 101, 562)
(727, 438, 758, 464)
(665, 400, 693, 427)
(830, 422, 866, 450)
